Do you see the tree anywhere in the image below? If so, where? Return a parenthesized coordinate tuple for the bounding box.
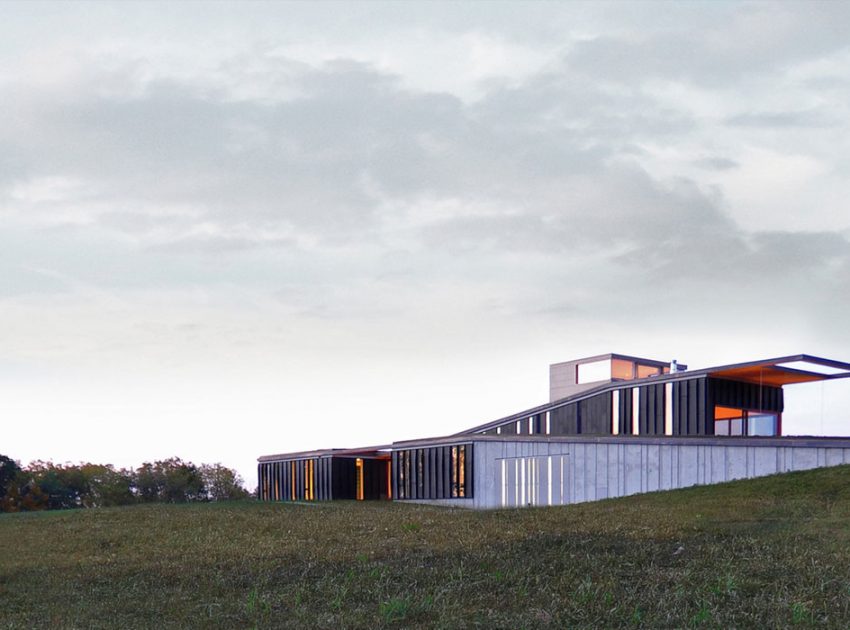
(27, 461, 89, 510)
(200, 463, 250, 501)
(0, 454, 21, 499)
(134, 458, 206, 503)
(135, 461, 167, 503)
(1, 480, 48, 512)
(1, 456, 244, 511)
(79, 463, 135, 507)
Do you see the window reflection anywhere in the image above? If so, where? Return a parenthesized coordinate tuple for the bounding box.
(611, 359, 634, 380)
(714, 406, 777, 437)
(636, 364, 661, 378)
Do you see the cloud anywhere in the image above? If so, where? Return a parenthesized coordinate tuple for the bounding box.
(3, 2, 850, 485)
(1, 31, 847, 326)
(692, 156, 738, 171)
(564, 3, 850, 88)
(726, 110, 837, 128)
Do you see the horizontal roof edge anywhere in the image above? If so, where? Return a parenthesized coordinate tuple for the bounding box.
(549, 352, 680, 368)
(397, 434, 850, 449)
(258, 431, 850, 461)
(258, 443, 392, 463)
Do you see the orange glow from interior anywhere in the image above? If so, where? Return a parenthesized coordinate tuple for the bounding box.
(710, 366, 826, 386)
(636, 364, 661, 378)
(714, 406, 744, 420)
(355, 458, 364, 501)
(611, 359, 634, 380)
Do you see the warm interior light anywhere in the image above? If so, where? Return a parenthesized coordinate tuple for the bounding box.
(715, 406, 744, 420)
(355, 458, 364, 501)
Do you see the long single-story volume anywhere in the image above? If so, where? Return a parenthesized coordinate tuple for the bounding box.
(258, 353, 850, 508)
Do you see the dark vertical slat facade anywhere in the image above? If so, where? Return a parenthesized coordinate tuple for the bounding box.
(442, 447, 451, 498)
(476, 375, 773, 438)
(639, 383, 665, 435)
(261, 455, 396, 502)
(708, 378, 783, 413)
(579, 392, 612, 434)
(672, 378, 708, 435)
(391, 451, 399, 500)
(390, 444, 474, 500)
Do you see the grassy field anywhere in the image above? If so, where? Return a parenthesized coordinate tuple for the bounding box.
(2, 466, 850, 629)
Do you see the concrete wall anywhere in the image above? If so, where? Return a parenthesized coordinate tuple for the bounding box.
(549, 359, 606, 402)
(407, 436, 850, 510)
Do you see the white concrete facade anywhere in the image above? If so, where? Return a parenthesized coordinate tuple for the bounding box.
(409, 436, 850, 510)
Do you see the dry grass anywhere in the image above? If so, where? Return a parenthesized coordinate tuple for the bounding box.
(3, 465, 850, 628)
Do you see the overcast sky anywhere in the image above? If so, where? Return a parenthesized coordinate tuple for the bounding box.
(3, 1, 850, 488)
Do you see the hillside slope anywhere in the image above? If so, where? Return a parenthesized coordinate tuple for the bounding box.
(2, 466, 850, 628)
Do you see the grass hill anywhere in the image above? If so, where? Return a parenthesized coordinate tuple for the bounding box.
(3, 466, 850, 628)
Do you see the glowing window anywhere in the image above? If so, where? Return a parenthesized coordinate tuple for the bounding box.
(713, 406, 777, 437)
(355, 458, 364, 501)
(611, 359, 634, 380)
(636, 364, 661, 378)
(714, 406, 743, 436)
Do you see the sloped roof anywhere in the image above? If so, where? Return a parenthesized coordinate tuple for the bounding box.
(455, 354, 850, 436)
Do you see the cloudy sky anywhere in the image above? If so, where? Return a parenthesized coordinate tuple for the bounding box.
(3, 1, 850, 488)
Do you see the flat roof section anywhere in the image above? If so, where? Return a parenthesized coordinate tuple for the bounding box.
(550, 352, 685, 370)
(707, 355, 850, 386)
(258, 444, 392, 463)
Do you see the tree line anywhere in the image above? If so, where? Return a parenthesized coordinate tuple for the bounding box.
(0, 454, 250, 512)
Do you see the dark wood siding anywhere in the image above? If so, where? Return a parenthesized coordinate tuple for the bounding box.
(467, 374, 785, 440)
(550, 403, 578, 434)
(639, 383, 665, 435)
(579, 392, 612, 434)
(332, 458, 356, 500)
(673, 377, 709, 436)
(708, 378, 783, 413)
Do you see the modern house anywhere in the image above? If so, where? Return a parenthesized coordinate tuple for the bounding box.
(258, 353, 850, 508)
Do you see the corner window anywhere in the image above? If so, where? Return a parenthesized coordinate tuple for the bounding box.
(714, 406, 777, 437)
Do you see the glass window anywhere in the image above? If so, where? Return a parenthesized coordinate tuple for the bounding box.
(714, 406, 778, 437)
(451, 446, 458, 497)
(748, 414, 777, 436)
(611, 359, 634, 380)
(636, 364, 661, 378)
(355, 458, 364, 501)
(458, 446, 466, 498)
(577, 359, 611, 384)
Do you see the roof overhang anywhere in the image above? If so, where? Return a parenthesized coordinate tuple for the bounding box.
(707, 355, 850, 386)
